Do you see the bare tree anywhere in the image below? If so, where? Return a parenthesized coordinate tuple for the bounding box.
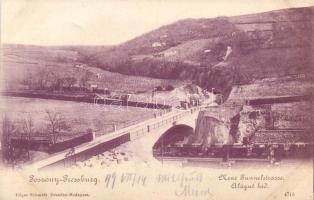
(35, 67, 48, 89)
(21, 115, 34, 159)
(1, 114, 16, 166)
(45, 110, 69, 144)
(79, 71, 92, 88)
(29, 66, 58, 90)
(64, 77, 77, 88)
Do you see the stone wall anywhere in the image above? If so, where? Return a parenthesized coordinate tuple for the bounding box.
(237, 100, 313, 143)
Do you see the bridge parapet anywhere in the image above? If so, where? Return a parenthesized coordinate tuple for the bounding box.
(25, 107, 199, 170)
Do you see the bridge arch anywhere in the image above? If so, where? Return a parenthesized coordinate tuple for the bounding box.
(152, 124, 194, 150)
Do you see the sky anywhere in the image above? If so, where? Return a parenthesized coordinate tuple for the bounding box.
(1, 0, 313, 45)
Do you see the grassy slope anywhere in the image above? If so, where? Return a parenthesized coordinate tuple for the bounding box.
(71, 6, 314, 98)
(1, 44, 187, 92)
(2, 7, 313, 98)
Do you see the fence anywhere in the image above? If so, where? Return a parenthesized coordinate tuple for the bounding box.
(10, 132, 93, 154)
(2, 91, 172, 110)
(40, 133, 131, 169)
(129, 109, 197, 140)
(48, 132, 93, 154)
(94, 110, 164, 137)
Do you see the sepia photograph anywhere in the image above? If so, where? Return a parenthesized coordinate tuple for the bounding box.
(0, 0, 313, 199)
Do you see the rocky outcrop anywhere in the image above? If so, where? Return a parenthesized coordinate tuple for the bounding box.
(192, 105, 241, 148)
(195, 76, 314, 145)
(194, 112, 231, 146)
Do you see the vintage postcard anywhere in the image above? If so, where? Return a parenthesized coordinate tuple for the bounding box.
(0, 0, 313, 199)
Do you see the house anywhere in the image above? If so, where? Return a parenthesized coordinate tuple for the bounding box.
(153, 53, 164, 58)
(89, 84, 98, 92)
(75, 64, 87, 69)
(222, 46, 232, 61)
(90, 84, 97, 89)
(164, 50, 177, 57)
(96, 73, 102, 79)
(152, 42, 162, 48)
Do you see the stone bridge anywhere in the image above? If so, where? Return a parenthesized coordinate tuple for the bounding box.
(25, 108, 199, 170)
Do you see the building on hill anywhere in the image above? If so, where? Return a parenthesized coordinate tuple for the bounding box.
(152, 42, 163, 48)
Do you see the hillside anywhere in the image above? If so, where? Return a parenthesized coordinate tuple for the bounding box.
(0, 44, 187, 93)
(74, 6, 314, 98)
(2, 6, 313, 99)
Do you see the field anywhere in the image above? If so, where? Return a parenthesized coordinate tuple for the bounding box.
(1, 44, 187, 93)
(82, 65, 188, 92)
(0, 97, 157, 141)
